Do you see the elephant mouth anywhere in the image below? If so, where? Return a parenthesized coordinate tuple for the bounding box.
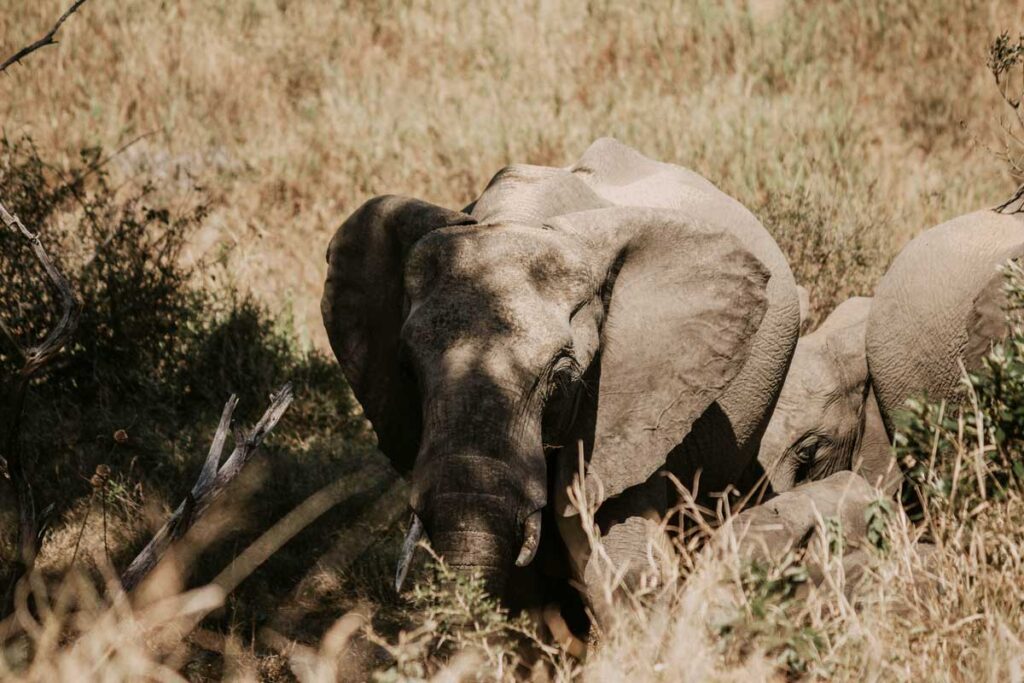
(395, 510, 543, 594)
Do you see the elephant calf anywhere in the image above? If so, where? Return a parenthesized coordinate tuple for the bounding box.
(718, 470, 877, 567)
(757, 297, 899, 495)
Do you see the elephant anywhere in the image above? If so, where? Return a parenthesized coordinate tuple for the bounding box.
(867, 204, 1024, 427)
(321, 138, 801, 625)
(757, 297, 899, 495)
(758, 200, 1024, 500)
(716, 471, 893, 600)
(718, 470, 878, 567)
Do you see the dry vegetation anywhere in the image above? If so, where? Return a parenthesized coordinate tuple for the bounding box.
(4, 0, 1024, 331)
(3, 0, 1024, 680)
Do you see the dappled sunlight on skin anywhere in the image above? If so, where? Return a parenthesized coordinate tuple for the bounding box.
(400, 223, 603, 594)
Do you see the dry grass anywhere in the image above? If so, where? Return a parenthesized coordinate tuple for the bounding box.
(4, 0, 1024, 680)
(6, 456, 1023, 682)
(2, 0, 1022, 335)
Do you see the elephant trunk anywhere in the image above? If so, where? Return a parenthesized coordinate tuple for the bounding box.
(757, 401, 798, 492)
(430, 493, 518, 594)
(408, 406, 548, 597)
(400, 369, 550, 595)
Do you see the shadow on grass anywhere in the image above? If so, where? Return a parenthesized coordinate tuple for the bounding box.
(0, 137, 405, 658)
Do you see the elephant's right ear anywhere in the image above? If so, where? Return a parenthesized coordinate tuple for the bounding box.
(321, 195, 476, 474)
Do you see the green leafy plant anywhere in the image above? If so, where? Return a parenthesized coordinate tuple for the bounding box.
(865, 498, 894, 554)
(0, 136, 376, 632)
(716, 552, 825, 678)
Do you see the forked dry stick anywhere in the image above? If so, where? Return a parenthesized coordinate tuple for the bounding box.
(1, 200, 81, 616)
(120, 383, 294, 593)
(0, 0, 92, 74)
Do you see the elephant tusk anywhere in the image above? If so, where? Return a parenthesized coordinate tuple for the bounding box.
(395, 513, 425, 593)
(515, 510, 542, 567)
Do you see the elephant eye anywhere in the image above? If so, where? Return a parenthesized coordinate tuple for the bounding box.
(798, 439, 820, 462)
(793, 438, 820, 482)
(544, 348, 580, 399)
(551, 345, 580, 377)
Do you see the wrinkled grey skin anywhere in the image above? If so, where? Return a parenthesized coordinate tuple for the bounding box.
(758, 297, 899, 494)
(720, 470, 876, 563)
(868, 207, 1024, 426)
(321, 138, 800, 618)
(716, 471, 881, 593)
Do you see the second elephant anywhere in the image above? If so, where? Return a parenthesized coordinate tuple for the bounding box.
(761, 201, 1024, 494)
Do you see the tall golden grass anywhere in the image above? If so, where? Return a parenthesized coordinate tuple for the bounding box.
(2, 0, 1022, 337)
(4, 0, 1024, 680)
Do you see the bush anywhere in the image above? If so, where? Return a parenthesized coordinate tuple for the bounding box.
(757, 188, 892, 329)
(0, 137, 378, 631)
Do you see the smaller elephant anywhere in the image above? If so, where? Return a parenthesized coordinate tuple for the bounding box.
(716, 471, 903, 599)
(757, 297, 899, 494)
(719, 470, 878, 565)
(716, 470, 938, 601)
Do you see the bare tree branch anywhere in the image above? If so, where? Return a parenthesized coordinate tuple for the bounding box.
(0, 0, 91, 74)
(996, 183, 1024, 215)
(0, 202, 81, 373)
(120, 383, 295, 593)
(1, 200, 81, 616)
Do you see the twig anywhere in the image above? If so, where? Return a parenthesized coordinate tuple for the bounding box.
(1, 200, 80, 617)
(995, 183, 1024, 215)
(120, 384, 294, 593)
(0, 0, 91, 74)
(0, 201, 81, 374)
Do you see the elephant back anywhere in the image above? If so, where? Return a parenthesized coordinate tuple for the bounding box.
(571, 138, 800, 491)
(866, 210, 1024, 423)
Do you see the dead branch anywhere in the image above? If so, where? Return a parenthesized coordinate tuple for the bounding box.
(1, 199, 80, 616)
(120, 383, 295, 593)
(0, 0, 91, 74)
(0, 202, 81, 373)
(996, 184, 1024, 215)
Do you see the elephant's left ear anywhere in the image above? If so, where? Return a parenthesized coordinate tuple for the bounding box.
(549, 207, 771, 508)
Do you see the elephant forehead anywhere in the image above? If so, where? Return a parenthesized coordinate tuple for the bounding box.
(786, 338, 839, 386)
(404, 290, 567, 347)
(406, 224, 593, 303)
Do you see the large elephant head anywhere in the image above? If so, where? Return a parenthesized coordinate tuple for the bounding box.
(322, 176, 771, 594)
(758, 297, 898, 494)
